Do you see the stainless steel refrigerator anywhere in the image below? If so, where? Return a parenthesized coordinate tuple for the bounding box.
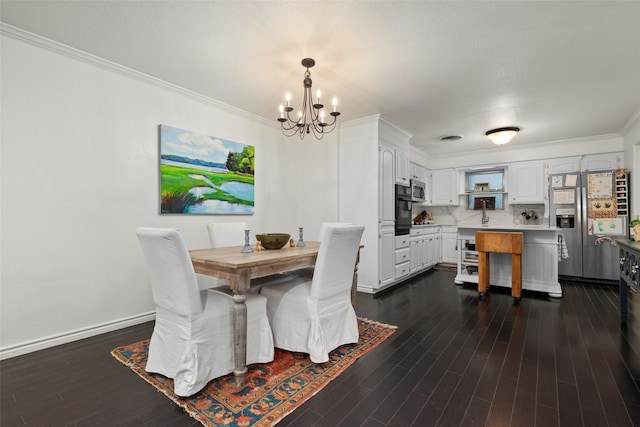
(549, 170, 629, 281)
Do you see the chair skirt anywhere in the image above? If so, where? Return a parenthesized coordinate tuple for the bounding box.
(145, 289, 274, 396)
(261, 278, 358, 363)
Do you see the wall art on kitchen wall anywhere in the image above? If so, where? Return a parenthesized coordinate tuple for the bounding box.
(159, 125, 254, 215)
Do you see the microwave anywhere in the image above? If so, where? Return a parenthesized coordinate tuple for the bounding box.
(411, 179, 426, 202)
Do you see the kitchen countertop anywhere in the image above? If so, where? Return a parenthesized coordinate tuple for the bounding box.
(456, 224, 559, 231)
(617, 238, 640, 250)
(412, 223, 559, 231)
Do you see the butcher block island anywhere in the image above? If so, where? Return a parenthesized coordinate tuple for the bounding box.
(455, 225, 562, 298)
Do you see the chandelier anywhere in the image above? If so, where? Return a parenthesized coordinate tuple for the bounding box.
(278, 58, 340, 139)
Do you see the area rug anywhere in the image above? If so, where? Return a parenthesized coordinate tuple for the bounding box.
(111, 318, 396, 427)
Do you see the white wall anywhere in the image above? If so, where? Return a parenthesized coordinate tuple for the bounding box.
(0, 29, 338, 357)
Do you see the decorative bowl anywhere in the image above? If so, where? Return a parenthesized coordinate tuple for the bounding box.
(256, 233, 290, 250)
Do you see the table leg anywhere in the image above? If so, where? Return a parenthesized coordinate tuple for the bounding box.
(512, 253, 522, 304)
(231, 293, 247, 387)
(478, 251, 490, 298)
(230, 268, 251, 387)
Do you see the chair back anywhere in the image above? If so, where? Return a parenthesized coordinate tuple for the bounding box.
(310, 225, 365, 300)
(318, 222, 352, 242)
(207, 222, 248, 248)
(136, 227, 203, 316)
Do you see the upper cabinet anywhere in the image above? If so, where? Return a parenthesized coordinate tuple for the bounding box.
(379, 143, 395, 228)
(395, 149, 410, 186)
(581, 152, 622, 171)
(509, 160, 545, 203)
(427, 168, 458, 206)
(545, 157, 581, 175)
(410, 162, 427, 182)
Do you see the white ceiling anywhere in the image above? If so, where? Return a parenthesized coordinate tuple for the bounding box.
(2, 1, 639, 157)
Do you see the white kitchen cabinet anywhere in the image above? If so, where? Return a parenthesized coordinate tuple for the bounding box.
(395, 149, 410, 186)
(410, 226, 441, 273)
(509, 160, 545, 203)
(410, 162, 427, 182)
(440, 226, 458, 264)
(545, 157, 580, 175)
(410, 235, 424, 273)
(379, 228, 395, 288)
(339, 115, 413, 294)
(427, 168, 458, 205)
(395, 235, 411, 279)
(379, 144, 395, 228)
(424, 233, 440, 268)
(581, 152, 623, 171)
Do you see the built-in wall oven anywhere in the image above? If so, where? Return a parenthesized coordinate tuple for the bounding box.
(395, 184, 412, 235)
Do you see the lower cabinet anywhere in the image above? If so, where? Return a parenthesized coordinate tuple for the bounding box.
(441, 226, 458, 264)
(380, 227, 395, 287)
(410, 226, 441, 275)
(395, 235, 411, 280)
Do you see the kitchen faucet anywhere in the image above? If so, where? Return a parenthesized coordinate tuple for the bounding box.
(481, 199, 489, 225)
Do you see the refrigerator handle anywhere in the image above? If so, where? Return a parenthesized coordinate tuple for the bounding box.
(581, 185, 588, 247)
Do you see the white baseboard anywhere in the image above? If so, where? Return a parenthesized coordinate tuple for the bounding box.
(0, 311, 156, 360)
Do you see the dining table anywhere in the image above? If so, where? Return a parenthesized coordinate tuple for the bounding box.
(189, 241, 362, 387)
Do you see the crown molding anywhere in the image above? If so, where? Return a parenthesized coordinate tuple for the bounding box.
(0, 23, 276, 128)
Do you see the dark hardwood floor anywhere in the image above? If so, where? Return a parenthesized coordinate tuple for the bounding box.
(2, 269, 639, 426)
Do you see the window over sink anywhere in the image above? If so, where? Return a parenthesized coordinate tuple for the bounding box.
(466, 169, 505, 210)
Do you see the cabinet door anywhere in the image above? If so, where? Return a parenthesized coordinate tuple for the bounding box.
(509, 160, 544, 203)
(395, 150, 410, 186)
(431, 169, 458, 205)
(379, 228, 395, 287)
(379, 144, 395, 227)
(581, 152, 622, 171)
(441, 233, 458, 264)
(546, 157, 580, 174)
(410, 237, 424, 272)
(411, 163, 427, 182)
(429, 234, 442, 267)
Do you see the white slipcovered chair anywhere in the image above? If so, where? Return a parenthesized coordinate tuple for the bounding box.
(289, 222, 353, 279)
(207, 221, 248, 248)
(199, 222, 248, 290)
(135, 227, 274, 397)
(260, 224, 365, 363)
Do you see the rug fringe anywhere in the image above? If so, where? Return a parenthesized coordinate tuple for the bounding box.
(111, 348, 213, 426)
(357, 317, 398, 330)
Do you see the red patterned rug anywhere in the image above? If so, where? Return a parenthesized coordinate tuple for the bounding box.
(111, 318, 396, 427)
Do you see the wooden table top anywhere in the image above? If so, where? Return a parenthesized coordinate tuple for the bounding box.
(189, 241, 321, 269)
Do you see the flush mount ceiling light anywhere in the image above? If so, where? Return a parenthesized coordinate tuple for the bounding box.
(278, 58, 340, 140)
(485, 127, 520, 145)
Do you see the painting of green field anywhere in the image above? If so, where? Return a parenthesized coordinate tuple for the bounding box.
(160, 125, 254, 214)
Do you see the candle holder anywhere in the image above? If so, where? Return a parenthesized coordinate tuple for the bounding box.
(241, 229, 254, 253)
(296, 227, 306, 247)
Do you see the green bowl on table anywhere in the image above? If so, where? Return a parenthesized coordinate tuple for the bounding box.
(256, 233, 290, 250)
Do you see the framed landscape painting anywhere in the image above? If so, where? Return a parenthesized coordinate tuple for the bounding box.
(159, 125, 254, 215)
